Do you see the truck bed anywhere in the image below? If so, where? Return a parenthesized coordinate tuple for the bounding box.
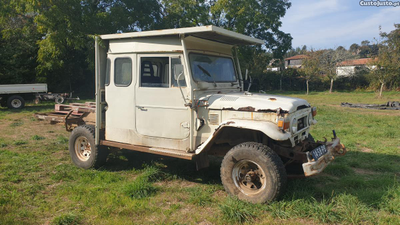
(0, 84, 48, 94)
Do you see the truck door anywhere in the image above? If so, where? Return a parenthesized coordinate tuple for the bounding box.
(135, 54, 190, 140)
(104, 54, 137, 144)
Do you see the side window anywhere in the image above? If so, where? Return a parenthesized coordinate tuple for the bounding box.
(105, 58, 110, 86)
(171, 58, 187, 87)
(140, 57, 169, 87)
(115, 58, 132, 86)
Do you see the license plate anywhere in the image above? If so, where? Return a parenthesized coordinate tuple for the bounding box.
(311, 145, 328, 161)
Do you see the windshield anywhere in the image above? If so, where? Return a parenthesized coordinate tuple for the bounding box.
(189, 53, 237, 82)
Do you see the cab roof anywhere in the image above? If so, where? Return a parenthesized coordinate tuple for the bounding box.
(100, 25, 264, 46)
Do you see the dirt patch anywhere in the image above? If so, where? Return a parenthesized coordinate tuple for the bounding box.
(352, 168, 379, 175)
(155, 180, 197, 188)
(360, 147, 374, 153)
(212, 190, 227, 199)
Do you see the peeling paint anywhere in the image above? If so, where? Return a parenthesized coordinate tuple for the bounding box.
(238, 106, 255, 112)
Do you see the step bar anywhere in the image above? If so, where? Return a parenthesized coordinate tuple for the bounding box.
(100, 140, 195, 160)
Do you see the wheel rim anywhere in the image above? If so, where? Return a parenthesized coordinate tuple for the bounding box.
(74, 136, 91, 161)
(11, 99, 22, 108)
(232, 160, 266, 196)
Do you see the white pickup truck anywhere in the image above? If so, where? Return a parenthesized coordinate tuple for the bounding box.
(0, 83, 47, 109)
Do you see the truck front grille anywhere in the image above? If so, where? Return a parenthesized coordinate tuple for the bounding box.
(297, 116, 306, 131)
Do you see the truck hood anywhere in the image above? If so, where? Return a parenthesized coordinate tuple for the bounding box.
(204, 92, 310, 113)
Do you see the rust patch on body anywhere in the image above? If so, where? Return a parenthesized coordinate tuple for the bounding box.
(238, 106, 255, 112)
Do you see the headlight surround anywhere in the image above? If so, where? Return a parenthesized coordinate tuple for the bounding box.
(308, 112, 313, 125)
(291, 117, 298, 133)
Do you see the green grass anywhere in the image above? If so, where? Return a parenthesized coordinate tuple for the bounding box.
(0, 92, 399, 224)
(52, 213, 82, 225)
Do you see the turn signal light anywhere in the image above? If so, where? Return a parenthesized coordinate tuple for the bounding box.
(311, 107, 317, 117)
(278, 119, 290, 130)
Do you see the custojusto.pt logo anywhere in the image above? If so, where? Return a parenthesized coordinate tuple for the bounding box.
(359, 0, 400, 6)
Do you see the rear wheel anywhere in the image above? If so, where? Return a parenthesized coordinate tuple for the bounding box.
(220, 142, 287, 203)
(69, 125, 109, 169)
(7, 95, 25, 109)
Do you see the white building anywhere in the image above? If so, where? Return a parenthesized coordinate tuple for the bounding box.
(336, 58, 376, 77)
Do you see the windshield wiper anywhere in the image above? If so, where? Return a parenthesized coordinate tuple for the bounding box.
(197, 65, 211, 77)
(197, 65, 217, 87)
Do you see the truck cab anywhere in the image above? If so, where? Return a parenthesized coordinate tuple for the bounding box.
(69, 26, 346, 203)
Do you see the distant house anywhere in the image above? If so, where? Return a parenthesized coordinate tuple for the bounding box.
(336, 58, 376, 77)
(266, 59, 281, 72)
(284, 55, 308, 69)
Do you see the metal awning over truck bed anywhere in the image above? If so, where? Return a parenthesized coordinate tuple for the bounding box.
(100, 25, 264, 46)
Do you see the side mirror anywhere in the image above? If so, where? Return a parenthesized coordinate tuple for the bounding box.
(174, 64, 185, 81)
(245, 69, 249, 80)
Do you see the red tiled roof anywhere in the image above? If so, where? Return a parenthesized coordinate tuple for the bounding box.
(285, 54, 309, 60)
(338, 58, 375, 66)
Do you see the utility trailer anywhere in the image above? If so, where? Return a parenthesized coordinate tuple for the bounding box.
(66, 26, 346, 203)
(0, 83, 47, 109)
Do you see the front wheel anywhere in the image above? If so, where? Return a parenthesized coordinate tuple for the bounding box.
(220, 142, 287, 203)
(7, 95, 25, 109)
(69, 125, 108, 169)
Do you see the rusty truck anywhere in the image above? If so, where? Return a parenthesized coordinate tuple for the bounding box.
(68, 26, 346, 203)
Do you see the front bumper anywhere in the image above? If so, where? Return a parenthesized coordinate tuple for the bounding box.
(302, 138, 346, 176)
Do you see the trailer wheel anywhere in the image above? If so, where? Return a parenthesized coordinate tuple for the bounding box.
(55, 96, 64, 104)
(69, 125, 108, 169)
(220, 142, 287, 203)
(7, 95, 25, 109)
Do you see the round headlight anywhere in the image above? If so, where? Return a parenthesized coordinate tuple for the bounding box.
(291, 118, 298, 133)
(308, 113, 313, 125)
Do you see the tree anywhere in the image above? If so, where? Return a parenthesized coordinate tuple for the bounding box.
(319, 48, 352, 93)
(349, 43, 359, 55)
(301, 45, 307, 54)
(336, 46, 346, 51)
(372, 24, 400, 98)
(0, 0, 293, 95)
(31, 0, 162, 94)
(210, 0, 292, 73)
(300, 51, 322, 95)
(0, 0, 40, 84)
(158, 0, 209, 28)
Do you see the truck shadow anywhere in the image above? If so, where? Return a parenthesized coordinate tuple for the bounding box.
(103, 149, 222, 184)
(103, 149, 399, 206)
(283, 150, 399, 207)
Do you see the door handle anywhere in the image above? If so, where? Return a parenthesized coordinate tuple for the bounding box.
(137, 106, 147, 111)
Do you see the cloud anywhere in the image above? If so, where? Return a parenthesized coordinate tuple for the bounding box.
(284, 0, 342, 22)
(281, 0, 400, 49)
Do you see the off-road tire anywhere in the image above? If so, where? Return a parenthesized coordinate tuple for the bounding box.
(7, 95, 25, 109)
(220, 142, 287, 203)
(308, 134, 315, 143)
(69, 125, 108, 169)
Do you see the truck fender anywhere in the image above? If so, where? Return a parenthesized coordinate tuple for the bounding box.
(194, 119, 291, 154)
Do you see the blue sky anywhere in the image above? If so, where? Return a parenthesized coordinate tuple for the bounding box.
(281, 0, 400, 50)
